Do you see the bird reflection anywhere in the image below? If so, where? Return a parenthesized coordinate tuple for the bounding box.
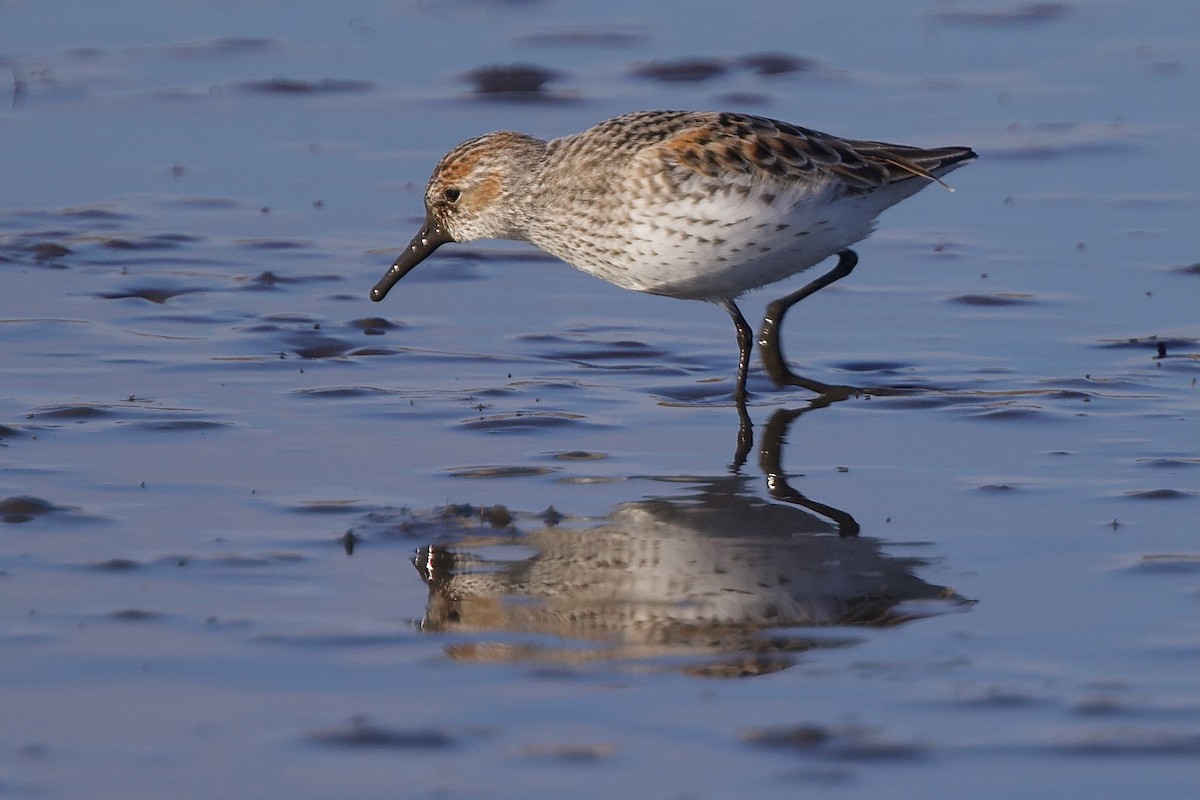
(410, 405, 968, 675)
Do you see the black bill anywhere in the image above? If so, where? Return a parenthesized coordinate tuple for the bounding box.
(370, 215, 452, 302)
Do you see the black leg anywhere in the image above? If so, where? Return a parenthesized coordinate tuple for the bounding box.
(757, 249, 859, 396)
(720, 298, 754, 405)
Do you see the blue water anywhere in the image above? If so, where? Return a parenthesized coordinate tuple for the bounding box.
(1, 2, 1197, 798)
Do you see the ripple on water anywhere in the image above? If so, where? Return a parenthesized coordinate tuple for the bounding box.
(963, 404, 1053, 422)
(515, 27, 649, 48)
(27, 404, 115, 421)
(167, 196, 242, 210)
(863, 393, 959, 410)
(0, 239, 72, 265)
(1051, 728, 1200, 757)
(292, 386, 403, 399)
(346, 317, 404, 334)
(547, 450, 608, 461)
(630, 57, 729, 83)
(650, 380, 738, 404)
(1121, 488, 1194, 501)
(1121, 554, 1200, 574)
(233, 238, 313, 250)
(107, 608, 163, 621)
(446, 465, 558, 479)
(515, 742, 617, 763)
(737, 52, 819, 76)
(518, 332, 685, 373)
(99, 285, 209, 303)
(349, 346, 402, 356)
(1096, 335, 1197, 352)
(256, 631, 410, 648)
(947, 684, 1048, 708)
(58, 206, 134, 223)
(929, 2, 1071, 25)
(241, 272, 343, 290)
(98, 234, 190, 251)
(975, 482, 1026, 493)
(89, 558, 143, 571)
(0, 495, 73, 524)
(948, 292, 1036, 306)
(235, 78, 374, 95)
(462, 64, 571, 103)
(25, 402, 230, 434)
(284, 332, 356, 359)
(458, 410, 587, 433)
(305, 717, 457, 750)
(831, 360, 913, 374)
(1136, 457, 1200, 469)
(237, 271, 315, 291)
(292, 499, 371, 515)
(0, 207, 123, 242)
(132, 419, 230, 433)
(239, 314, 405, 359)
(161, 36, 276, 58)
(741, 723, 928, 761)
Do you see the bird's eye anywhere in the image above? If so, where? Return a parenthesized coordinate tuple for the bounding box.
(443, 188, 462, 204)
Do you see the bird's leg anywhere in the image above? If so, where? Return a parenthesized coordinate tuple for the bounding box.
(757, 249, 859, 396)
(720, 298, 754, 405)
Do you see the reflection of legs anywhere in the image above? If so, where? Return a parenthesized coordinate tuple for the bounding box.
(721, 298, 755, 405)
(731, 400, 753, 472)
(757, 249, 858, 396)
(759, 407, 860, 537)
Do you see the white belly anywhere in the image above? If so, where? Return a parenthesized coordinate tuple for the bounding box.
(566, 181, 877, 300)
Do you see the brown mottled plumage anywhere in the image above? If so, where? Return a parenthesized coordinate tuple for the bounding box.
(372, 111, 976, 402)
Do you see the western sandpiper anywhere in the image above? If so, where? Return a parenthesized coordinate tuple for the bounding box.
(370, 110, 975, 402)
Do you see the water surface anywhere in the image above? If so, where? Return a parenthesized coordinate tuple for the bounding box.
(1, 1, 1197, 798)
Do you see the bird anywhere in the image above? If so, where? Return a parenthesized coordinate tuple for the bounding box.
(369, 110, 976, 403)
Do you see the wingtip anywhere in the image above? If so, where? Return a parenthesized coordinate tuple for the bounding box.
(928, 147, 978, 191)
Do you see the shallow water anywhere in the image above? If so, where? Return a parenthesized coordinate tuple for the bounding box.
(2, 1, 1198, 798)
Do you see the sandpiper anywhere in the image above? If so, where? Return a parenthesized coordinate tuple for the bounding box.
(370, 110, 975, 402)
